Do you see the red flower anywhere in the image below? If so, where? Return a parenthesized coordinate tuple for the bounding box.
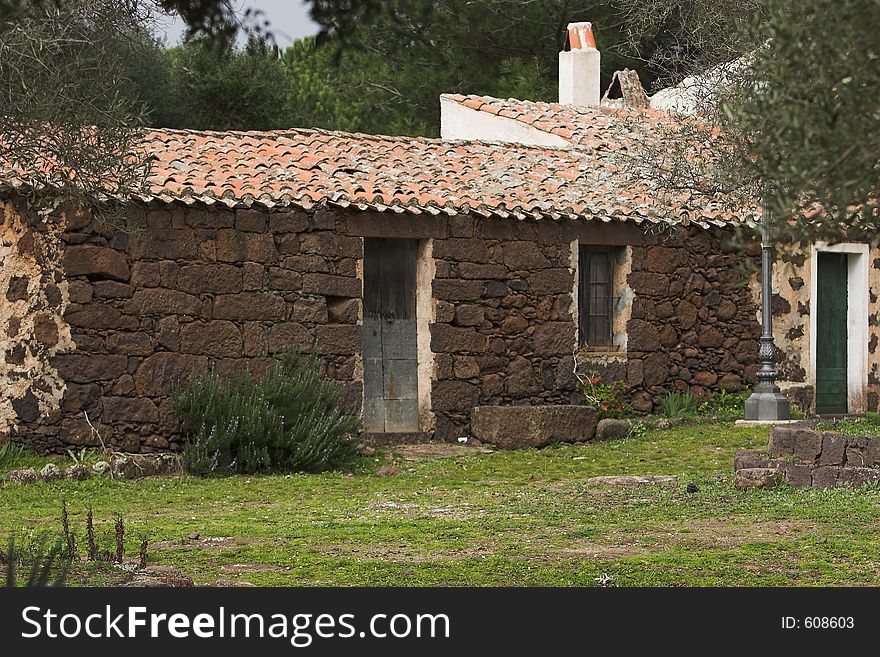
(599, 402, 609, 410)
(591, 377, 601, 384)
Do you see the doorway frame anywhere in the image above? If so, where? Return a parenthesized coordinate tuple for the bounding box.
(809, 242, 869, 413)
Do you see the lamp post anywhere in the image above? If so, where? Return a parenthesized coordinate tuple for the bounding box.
(744, 205, 791, 420)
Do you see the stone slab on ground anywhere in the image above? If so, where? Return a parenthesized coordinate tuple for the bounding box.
(471, 405, 597, 449)
(585, 475, 677, 487)
(595, 418, 631, 441)
(734, 419, 800, 426)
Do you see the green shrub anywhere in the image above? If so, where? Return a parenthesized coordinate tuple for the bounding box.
(173, 351, 360, 476)
(660, 390, 698, 418)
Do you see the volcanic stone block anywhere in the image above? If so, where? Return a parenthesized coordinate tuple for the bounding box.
(6, 275, 29, 301)
(734, 467, 780, 490)
(180, 321, 243, 357)
(327, 298, 359, 324)
(135, 353, 209, 397)
(54, 354, 128, 383)
(595, 418, 631, 441)
(124, 289, 203, 316)
(431, 380, 480, 412)
(733, 449, 770, 471)
(235, 209, 268, 233)
(811, 466, 842, 489)
(501, 242, 549, 270)
(267, 322, 313, 353)
(177, 264, 242, 294)
(316, 325, 362, 355)
(129, 228, 200, 261)
(433, 238, 488, 263)
(93, 281, 133, 299)
(105, 332, 154, 356)
(302, 273, 361, 297)
(837, 467, 880, 488)
(777, 461, 812, 488)
(292, 297, 328, 323)
(268, 211, 309, 233)
(215, 229, 278, 263)
(213, 293, 286, 321)
(454, 304, 484, 327)
(642, 352, 669, 386)
(63, 245, 130, 281)
(504, 356, 537, 398)
(676, 300, 698, 329)
(645, 246, 680, 273)
(431, 325, 488, 354)
(530, 268, 574, 294)
(793, 429, 823, 463)
(471, 405, 597, 449)
(627, 319, 661, 351)
(111, 453, 182, 480)
(101, 397, 160, 423)
(458, 262, 507, 279)
(768, 426, 796, 457)
(432, 279, 484, 302)
(33, 314, 59, 347)
(627, 272, 669, 296)
(300, 232, 362, 259)
(818, 432, 847, 466)
(531, 322, 575, 356)
(697, 325, 724, 349)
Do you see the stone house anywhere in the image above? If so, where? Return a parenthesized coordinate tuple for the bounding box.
(1, 22, 878, 453)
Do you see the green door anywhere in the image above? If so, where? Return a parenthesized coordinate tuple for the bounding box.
(816, 252, 848, 414)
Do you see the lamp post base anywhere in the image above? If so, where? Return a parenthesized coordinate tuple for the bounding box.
(744, 384, 791, 421)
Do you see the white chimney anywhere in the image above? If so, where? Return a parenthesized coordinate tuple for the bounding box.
(559, 22, 600, 106)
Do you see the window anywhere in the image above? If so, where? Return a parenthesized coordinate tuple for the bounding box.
(579, 248, 614, 348)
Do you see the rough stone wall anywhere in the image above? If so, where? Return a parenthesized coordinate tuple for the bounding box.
(4, 196, 769, 452)
(577, 226, 762, 413)
(735, 420, 880, 489)
(428, 215, 582, 440)
(1, 200, 74, 438)
(17, 202, 363, 453)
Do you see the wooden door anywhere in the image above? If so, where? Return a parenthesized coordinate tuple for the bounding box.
(362, 238, 420, 432)
(816, 252, 848, 414)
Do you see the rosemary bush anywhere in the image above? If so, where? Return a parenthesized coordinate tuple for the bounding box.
(174, 351, 360, 476)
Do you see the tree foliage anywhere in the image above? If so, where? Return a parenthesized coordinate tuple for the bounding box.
(618, 0, 879, 239)
(0, 0, 158, 205)
(155, 36, 289, 130)
(294, 0, 650, 136)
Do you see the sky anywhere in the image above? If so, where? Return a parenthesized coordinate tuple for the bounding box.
(156, 0, 320, 47)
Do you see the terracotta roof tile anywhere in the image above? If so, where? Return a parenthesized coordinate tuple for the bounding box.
(1, 97, 756, 227)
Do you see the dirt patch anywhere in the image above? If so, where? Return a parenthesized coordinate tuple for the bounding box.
(671, 517, 815, 548)
(362, 499, 483, 521)
(122, 566, 194, 587)
(219, 562, 286, 574)
(390, 443, 494, 462)
(585, 475, 678, 487)
(318, 541, 497, 563)
(151, 536, 261, 551)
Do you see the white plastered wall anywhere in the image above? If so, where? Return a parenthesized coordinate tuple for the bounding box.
(439, 97, 570, 147)
(808, 242, 869, 413)
(416, 239, 436, 431)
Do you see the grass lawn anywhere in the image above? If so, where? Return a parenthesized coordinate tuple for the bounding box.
(3, 420, 880, 587)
